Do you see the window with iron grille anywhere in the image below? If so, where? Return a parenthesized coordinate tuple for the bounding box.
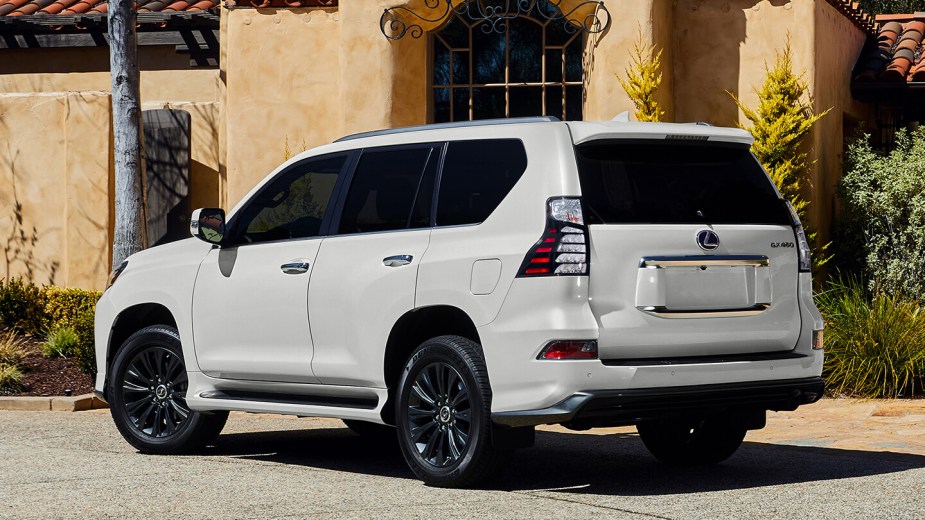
(432, 3, 584, 122)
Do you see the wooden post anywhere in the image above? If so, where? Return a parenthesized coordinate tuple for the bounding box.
(109, 0, 148, 267)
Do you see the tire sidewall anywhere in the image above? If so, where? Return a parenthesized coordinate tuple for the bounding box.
(396, 338, 490, 484)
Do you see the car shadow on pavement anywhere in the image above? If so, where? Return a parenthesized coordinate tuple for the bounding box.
(208, 427, 925, 494)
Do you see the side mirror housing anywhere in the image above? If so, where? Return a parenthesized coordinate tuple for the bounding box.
(190, 208, 226, 245)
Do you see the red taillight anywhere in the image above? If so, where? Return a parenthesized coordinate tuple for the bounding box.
(517, 197, 589, 277)
(538, 340, 598, 360)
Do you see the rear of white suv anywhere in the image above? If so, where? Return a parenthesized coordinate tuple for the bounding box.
(95, 118, 823, 488)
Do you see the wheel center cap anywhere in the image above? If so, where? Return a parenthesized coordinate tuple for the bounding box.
(439, 406, 452, 423)
(155, 385, 168, 399)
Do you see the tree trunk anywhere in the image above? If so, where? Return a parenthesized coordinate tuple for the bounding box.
(109, 0, 148, 267)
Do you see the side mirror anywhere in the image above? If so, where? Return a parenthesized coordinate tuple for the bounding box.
(190, 208, 226, 245)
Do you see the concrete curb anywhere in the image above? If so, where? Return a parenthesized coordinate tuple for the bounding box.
(0, 394, 108, 412)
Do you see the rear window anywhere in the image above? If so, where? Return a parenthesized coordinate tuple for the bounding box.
(575, 141, 791, 225)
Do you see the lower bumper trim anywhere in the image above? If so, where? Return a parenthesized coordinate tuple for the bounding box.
(492, 377, 824, 428)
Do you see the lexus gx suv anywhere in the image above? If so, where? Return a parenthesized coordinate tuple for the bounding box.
(95, 117, 824, 487)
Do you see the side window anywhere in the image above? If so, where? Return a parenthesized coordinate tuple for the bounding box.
(436, 139, 528, 226)
(337, 146, 438, 234)
(235, 155, 346, 244)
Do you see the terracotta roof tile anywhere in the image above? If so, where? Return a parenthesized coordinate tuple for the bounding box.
(0, 0, 219, 16)
(855, 14, 925, 83)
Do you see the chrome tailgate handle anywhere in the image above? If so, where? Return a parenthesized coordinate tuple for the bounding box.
(281, 260, 311, 274)
(383, 255, 413, 267)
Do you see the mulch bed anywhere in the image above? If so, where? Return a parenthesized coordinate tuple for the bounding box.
(12, 335, 94, 397)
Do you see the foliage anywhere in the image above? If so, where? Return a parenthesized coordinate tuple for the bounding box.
(0, 330, 28, 393)
(0, 363, 25, 394)
(0, 278, 101, 375)
(817, 277, 925, 398)
(0, 329, 28, 366)
(617, 29, 664, 122)
(729, 40, 831, 271)
(0, 278, 48, 333)
(858, 0, 924, 14)
(43, 326, 79, 358)
(837, 128, 925, 301)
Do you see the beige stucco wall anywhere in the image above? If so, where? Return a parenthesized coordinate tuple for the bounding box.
(0, 92, 112, 290)
(0, 46, 220, 102)
(810, 0, 869, 245)
(221, 7, 343, 206)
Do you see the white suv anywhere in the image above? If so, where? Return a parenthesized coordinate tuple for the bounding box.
(95, 117, 824, 487)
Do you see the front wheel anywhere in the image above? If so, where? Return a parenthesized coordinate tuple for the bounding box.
(637, 416, 747, 466)
(395, 335, 507, 487)
(108, 325, 228, 454)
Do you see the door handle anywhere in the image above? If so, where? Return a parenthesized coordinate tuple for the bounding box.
(280, 260, 311, 274)
(383, 255, 413, 267)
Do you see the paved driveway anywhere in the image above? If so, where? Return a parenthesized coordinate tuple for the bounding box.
(1, 401, 924, 519)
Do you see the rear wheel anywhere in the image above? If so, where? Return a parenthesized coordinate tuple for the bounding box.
(108, 325, 228, 454)
(637, 416, 747, 466)
(395, 335, 507, 487)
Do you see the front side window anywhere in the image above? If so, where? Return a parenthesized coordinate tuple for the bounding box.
(337, 146, 440, 234)
(432, 2, 584, 122)
(234, 155, 346, 244)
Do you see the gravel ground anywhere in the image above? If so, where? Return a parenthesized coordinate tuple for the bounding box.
(1, 407, 924, 519)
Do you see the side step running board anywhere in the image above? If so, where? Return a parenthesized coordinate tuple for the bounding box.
(198, 390, 379, 410)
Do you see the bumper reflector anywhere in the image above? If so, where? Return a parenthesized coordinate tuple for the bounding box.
(812, 329, 823, 350)
(539, 340, 598, 360)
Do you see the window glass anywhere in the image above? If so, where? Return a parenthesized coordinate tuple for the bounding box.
(436, 140, 528, 226)
(236, 156, 345, 244)
(575, 141, 791, 225)
(432, 5, 584, 122)
(338, 147, 437, 234)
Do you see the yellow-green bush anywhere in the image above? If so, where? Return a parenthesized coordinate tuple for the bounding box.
(0, 330, 28, 393)
(0, 278, 101, 375)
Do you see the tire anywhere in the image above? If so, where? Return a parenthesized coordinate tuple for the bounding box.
(107, 325, 228, 454)
(343, 419, 396, 439)
(637, 416, 747, 466)
(395, 335, 507, 488)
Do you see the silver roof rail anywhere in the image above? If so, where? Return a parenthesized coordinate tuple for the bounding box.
(334, 116, 561, 143)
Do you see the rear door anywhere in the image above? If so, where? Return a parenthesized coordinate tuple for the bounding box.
(575, 139, 801, 360)
(308, 144, 439, 387)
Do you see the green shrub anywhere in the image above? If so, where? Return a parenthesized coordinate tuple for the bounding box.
(0, 330, 28, 366)
(0, 278, 49, 334)
(43, 326, 79, 358)
(618, 28, 665, 123)
(729, 39, 831, 273)
(838, 128, 925, 302)
(71, 311, 97, 376)
(817, 277, 925, 398)
(0, 330, 28, 393)
(0, 363, 25, 393)
(0, 279, 100, 376)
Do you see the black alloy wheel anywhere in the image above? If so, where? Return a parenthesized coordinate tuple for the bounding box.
(121, 345, 190, 438)
(396, 335, 507, 488)
(406, 361, 472, 467)
(108, 325, 227, 454)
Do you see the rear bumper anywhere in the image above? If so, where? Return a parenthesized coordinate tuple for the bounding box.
(491, 376, 824, 428)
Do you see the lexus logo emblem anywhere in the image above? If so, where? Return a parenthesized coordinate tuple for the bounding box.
(696, 229, 720, 251)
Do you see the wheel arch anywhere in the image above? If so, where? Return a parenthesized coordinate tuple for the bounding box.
(381, 305, 481, 425)
(106, 303, 178, 392)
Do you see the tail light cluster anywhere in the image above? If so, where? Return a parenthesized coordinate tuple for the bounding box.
(517, 197, 589, 277)
(785, 201, 812, 273)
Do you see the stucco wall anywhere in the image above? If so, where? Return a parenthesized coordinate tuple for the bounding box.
(221, 7, 343, 206)
(0, 92, 112, 290)
(584, 0, 673, 122)
(810, 0, 869, 245)
(0, 46, 220, 103)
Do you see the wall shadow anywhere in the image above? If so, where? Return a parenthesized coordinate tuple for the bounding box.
(204, 427, 925, 493)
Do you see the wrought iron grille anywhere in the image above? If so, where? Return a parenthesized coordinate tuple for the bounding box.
(381, 0, 609, 41)
(431, 2, 586, 122)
